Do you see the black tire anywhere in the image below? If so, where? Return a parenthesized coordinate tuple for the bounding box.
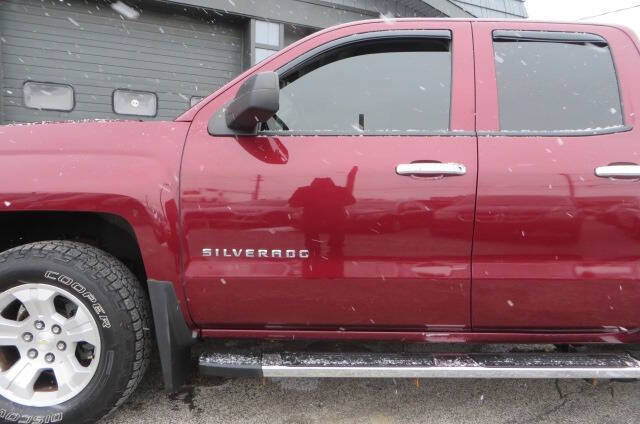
(0, 241, 152, 424)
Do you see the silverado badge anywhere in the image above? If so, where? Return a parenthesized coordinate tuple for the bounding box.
(202, 248, 310, 258)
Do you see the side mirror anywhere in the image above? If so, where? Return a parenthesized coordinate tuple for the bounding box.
(208, 72, 280, 136)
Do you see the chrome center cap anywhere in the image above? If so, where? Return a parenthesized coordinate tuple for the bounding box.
(36, 331, 54, 349)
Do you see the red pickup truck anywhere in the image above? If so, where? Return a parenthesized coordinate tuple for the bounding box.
(2, 17, 640, 424)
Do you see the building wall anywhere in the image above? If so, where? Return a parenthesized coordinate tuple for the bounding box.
(323, 0, 446, 17)
(153, 0, 448, 28)
(450, 0, 527, 18)
(0, 0, 481, 124)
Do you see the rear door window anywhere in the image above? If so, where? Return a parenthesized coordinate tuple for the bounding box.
(493, 31, 623, 132)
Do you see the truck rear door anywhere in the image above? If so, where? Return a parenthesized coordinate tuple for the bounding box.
(472, 21, 640, 331)
(180, 21, 477, 332)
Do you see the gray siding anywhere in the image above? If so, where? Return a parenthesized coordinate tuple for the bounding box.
(284, 25, 316, 47)
(322, 0, 445, 17)
(450, 0, 527, 18)
(164, 0, 448, 30)
(0, 0, 244, 123)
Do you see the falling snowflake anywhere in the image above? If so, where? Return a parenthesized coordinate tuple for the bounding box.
(110, 1, 140, 19)
(379, 12, 395, 25)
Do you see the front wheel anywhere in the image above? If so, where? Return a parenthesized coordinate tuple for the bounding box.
(0, 241, 151, 424)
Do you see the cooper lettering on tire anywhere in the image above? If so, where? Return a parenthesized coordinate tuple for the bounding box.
(43, 271, 111, 328)
(0, 241, 151, 424)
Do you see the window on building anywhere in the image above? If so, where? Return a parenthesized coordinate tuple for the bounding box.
(255, 20, 280, 47)
(23, 82, 74, 111)
(190, 96, 204, 107)
(252, 20, 282, 65)
(113, 89, 157, 116)
(263, 37, 452, 134)
(493, 31, 623, 132)
(255, 48, 277, 63)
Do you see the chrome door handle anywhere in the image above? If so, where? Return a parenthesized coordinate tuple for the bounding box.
(595, 164, 640, 178)
(396, 162, 467, 177)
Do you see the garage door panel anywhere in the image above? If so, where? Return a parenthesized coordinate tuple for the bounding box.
(2, 45, 241, 75)
(1, 29, 243, 64)
(0, 17, 243, 58)
(2, 66, 232, 90)
(2, 76, 223, 103)
(2, 1, 243, 46)
(0, 0, 244, 123)
(3, 92, 203, 112)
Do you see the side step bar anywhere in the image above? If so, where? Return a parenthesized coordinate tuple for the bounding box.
(199, 351, 640, 379)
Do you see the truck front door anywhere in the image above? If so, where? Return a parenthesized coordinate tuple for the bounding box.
(181, 21, 477, 332)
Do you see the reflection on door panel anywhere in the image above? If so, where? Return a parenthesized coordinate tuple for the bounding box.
(181, 25, 478, 330)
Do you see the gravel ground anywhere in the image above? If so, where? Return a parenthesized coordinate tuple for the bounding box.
(103, 341, 640, 424)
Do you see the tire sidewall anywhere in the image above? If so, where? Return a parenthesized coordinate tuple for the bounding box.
(0, 252, 138, 424)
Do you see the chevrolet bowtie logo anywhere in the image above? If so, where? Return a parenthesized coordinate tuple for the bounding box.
(202, 248, 310, 259)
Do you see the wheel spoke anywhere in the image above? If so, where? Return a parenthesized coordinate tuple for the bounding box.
(12, 287, 58, 320)
(0, 292, 18, 313)
(65, 308, 98, 345)
(53, 356, 93, 396)
(0, 317, 23, 345)
(0, 359, 41, 400)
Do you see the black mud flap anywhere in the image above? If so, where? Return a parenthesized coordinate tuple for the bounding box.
(148, 280, 197, 393)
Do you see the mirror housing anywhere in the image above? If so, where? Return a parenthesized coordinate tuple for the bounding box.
(208, 72, 280, 136)
(226, 71, 279, 132)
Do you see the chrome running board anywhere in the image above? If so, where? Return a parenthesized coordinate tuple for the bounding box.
(199, 351, 640, 379)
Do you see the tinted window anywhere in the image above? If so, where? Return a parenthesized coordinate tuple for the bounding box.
(23, 82, 74, 111)
(494, 34, 623, 132)
(113, 89, 157, 116)
(190, 96, 204, 107)
(265, 38, 451, 133)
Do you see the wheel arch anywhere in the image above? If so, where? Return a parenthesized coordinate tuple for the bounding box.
(0, 211, 147, 286)
(0, 211, 198, 392)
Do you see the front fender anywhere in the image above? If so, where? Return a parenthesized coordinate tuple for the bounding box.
(0, 120, 191, 324)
